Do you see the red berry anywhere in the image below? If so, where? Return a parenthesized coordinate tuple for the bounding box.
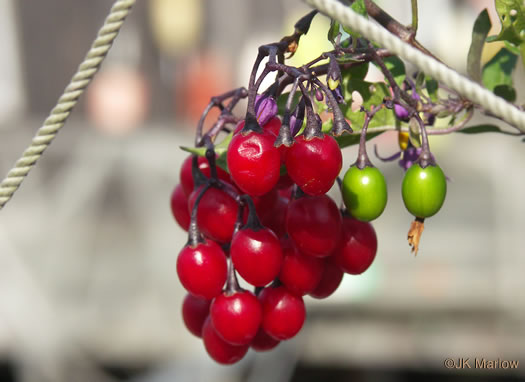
(251, 328, 280, 352)
(286, 195, 342, 257)
(259, 286, 306, 340)
(309, 259, 344, 299)
(227, 130, 280, 196)
(279, 244, 325, 296)
(230, 228, 283, 286)
(285, 134, 342, 196)
(333, 216, 378, 275)
(259, 196, 289, 239)
(276, 173, 294, 190)
(202, 316, 249, 364)
(252, 188, 278, 218)
(211, 290, 262, 345)
(181, 293, 211, 337)
(188, 184, 239, 243)
(180, 155, 231, 197)
(176, 239, 227, 299)
(170, 184, 190, 231)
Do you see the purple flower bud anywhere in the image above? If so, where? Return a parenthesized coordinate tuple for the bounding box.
(315, 89, 324, 102)
(394, 104, 410, 122)
(255, 94, 278, 126)
(289, 99, 305, 136)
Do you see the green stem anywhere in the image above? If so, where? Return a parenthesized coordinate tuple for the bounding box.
(410, 0, 418, 35)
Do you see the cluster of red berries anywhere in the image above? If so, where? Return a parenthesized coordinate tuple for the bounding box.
(170, 115, 378, 365)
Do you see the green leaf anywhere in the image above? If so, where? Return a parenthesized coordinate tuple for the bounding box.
(216, 152, 229, 172)
(467, 9, 491, 83)
(341, 62, 369, 82)
(342, 79, 395, 129)
(493, 84, 517, 101)
(276, 92, 302, 116)
(180, 132, 233, 172)
(504, 40, 521, 55)
(321, 119, 384, 148)
(342, 0, 368, 37)
(336, 131, 383, 148)
(381, 56, 406, 87)
(328, 20, 341, 43)
(488, 0, 525, 46)
(457, 124, 509, 134)
(350, 0, 367, 17)
(425, 76, 439, 102)
(482, 47, 518, 94)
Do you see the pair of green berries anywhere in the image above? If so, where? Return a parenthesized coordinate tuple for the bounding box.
(342, 162, 447, 222)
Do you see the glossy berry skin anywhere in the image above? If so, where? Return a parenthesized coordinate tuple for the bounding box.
(170, 184, 190, 231)
(230, 228, 283, 286)
(402, 163, 447, 218)
(180, 155, 231, 197)
(251, 328, 280, 352)
(286, 195, 342, 257)
(342, 166, 388, 222)
(259, 286, 306, 340)
(285, 134, 342, 196)
(176, 239, 227, 299)
(188, 184, 239, 243)
(181, 294, 211, 338)
(279, 244, 324, 296)
(227, 130, 281, 196)
(309, 259, 344, 299)
(333, 217, 377, 275)
(202, 316, 249, 365)
(210, 290, 262, 345)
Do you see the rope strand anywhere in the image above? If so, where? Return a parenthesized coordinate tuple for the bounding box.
(303, 0, 525, 132)
(0, 0, 136, 210)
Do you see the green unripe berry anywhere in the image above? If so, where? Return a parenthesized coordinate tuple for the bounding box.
(342, 166, 388, 222)
(402, 163, 447, 218)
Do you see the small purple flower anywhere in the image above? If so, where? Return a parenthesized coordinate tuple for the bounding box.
(255, 94, 278, 126)
(398, 146, 422, 171)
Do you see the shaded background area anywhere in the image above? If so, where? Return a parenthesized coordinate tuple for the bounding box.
(0, 0, 524, 381)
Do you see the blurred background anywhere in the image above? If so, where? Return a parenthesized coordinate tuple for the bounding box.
(0, 0, 524, 381)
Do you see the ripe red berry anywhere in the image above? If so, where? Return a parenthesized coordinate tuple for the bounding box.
(180, 155, 231, 197)
(188, 184, 239, 243)
(230, 227, 283, 286)
(202, 316, 249, 364)
(181, 293, 211, 338)
(259, 286, 306, 340)
(309, 259, 344, 299)
(259, 196, 289, 239)
(251, 328, 280, 352)
(285, 134, 342, 196)
(252, 188, 278, 218)
(176, 239, 227, 299)
(170, 184, 190, 231)
(286, 194, 342, 257)
(333, 216, 378, 275)
(227, 130, 281, 196)
(210, 290, 262, 345)
(279, 243, 324, 296)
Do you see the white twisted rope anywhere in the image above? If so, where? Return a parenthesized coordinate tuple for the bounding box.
(304, 0, 525, 132)
(0, 0, 136, 210)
